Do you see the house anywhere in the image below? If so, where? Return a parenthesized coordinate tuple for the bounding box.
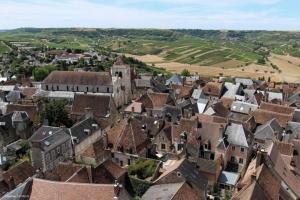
(124, 102, 143, 115)
(71, 94, 117, 129)
(6, 104, 39, 123)
(93, 160, 126, 184)
(224, 123, 250, 173)
(235, 78, 253, 87)
(154, 159, 208, 199)
(68, 117, 105, 164)
(106, 118, 150, 167)
(29, 126, 72, 172)
(202, 82, 223, 100)
(166, 74, 183, 86)
(162, 105, 182, 124)
(153, 123, 172, 155)
(142, 182, 201, 200)
(0, 111, 32, 147)
(251, 102, 294, 127)
(137, 92, 174, 117)
(234, 141, 300, 200)
(222, 82, 243, 99)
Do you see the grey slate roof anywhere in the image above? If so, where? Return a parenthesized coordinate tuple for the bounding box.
(225, 123, 248, 147)
(69, 117, 100, 144)
(235, 78, 253, 86)
(218, 171, 239, 186)
(0, 177, 32, 200)
(6, 91, 22, 103)
(222, 82, 241, 99)
(141, 182, 184, 200)
(163, 105, 182, 123)
(284, 121, 300, 142)
(254, 118, 282, 141)
(166, 74, 183, 86)
(29, 126, 71, 151)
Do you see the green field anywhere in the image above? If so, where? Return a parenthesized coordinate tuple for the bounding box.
(1, 28, 300, 68)
(0, 41, 11, 54)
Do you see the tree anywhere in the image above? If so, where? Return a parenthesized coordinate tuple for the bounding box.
(33, 65, 57, 81)
(40, 100, 73, 127)
(181, 69, 191, 77)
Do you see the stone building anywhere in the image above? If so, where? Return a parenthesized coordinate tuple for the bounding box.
(29, 126, 72, 172)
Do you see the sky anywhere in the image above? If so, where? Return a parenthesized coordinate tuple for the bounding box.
(0, 0, 300, 30)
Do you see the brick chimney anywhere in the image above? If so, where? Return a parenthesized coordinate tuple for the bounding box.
(131, 106, 135, 113)
(113, 180, 122, 199)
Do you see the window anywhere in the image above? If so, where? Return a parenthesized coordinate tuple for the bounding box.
(46, 153, 50, 161)
(86, 87, 89, 92)
(46, 85, 49, 90)
(232, 146, 235, 151)
(178, 144, 183, 151)
(51, 150, 56, 160)
(66, 86, 69, 91)
(120, 160, 123, 167)
(239, 158, 244, 164)
(231, 156, 235, 163)
(97, 87, 99, 93)
(57, 147, 60, 154)
(210, 153, 215, 160)
(77, 86, 79, 92)
(241, 147, 245, 153)
(161, 143, 166, 150)
(111, 153, 114, 158)
(204, 144, 208, 149)
(107, 87, 110, 93)
(127, 159, 131, 165)
(56, 86, 59, 91)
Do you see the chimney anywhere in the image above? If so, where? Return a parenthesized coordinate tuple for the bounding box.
(8, 176, 16, 190)
(84, 107, 93, 119)
(113, 180, 121, 199)
(131, 106, 135, 113)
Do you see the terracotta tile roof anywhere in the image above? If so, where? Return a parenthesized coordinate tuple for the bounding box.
(171, 119, 198, 145)
(93, 160, 126, 184)
(124, 102, 143, 113)
(193, 114, 227, 124)
(268, 142, 300, 197)
(6, 104, 39, 121)
(137, 92, 171, 108)
(115, 118, 149, 154)
(233, 180, 269, 200)
(44, 162, 82, 182)
(43, 71, 112, 86)
(107, 120, 127, 147)
(172, 183, 204, 200)
(273, 141, 294, 156)
(260, 102, 294, 115)
(29, 178, 129, 200)
(251, 109, 292, 127)
(66, 167, 91, 183)
(107, 118, 149, 155)
(72, 94, 112, 118)
(80, 139, 107, 159)
(2, 161, 34, 187)
(20, 87, 38, 99)
(171, 85, 193, 99)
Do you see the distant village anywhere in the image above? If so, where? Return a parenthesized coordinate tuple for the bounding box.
(1, 43, 300, 200)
